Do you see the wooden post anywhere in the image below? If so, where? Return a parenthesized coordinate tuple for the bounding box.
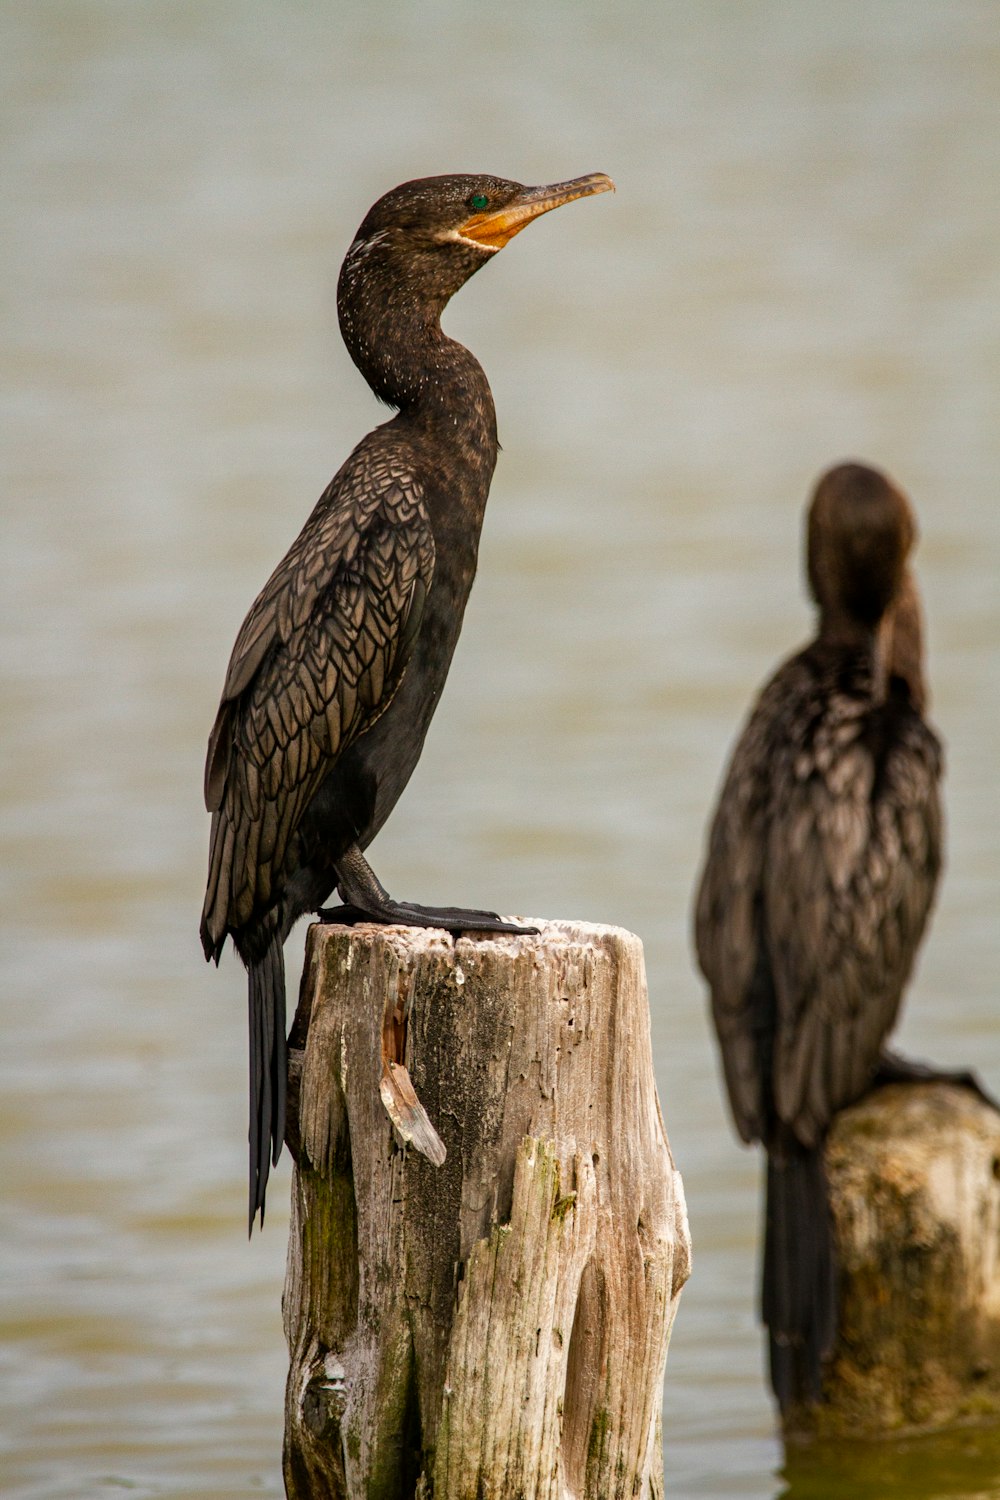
(784, 1081, 1000, 1441)
(281, 918, 690, 1499)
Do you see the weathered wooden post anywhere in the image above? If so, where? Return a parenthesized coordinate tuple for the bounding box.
(784, 1081, 1000, 1441)
(281, 918, 690, 1499)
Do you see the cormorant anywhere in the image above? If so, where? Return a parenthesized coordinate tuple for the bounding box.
(201, 172, 613, 1231)
(695, 461, 950, 1409)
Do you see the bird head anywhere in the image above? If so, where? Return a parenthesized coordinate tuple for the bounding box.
(338, 172, 614, 312)
(806, 462, 916, 632)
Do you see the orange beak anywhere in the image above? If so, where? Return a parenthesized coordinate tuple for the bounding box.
(458, 172, 615, 250)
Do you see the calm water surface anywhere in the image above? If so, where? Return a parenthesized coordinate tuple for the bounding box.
(3, 3, 999, 1496)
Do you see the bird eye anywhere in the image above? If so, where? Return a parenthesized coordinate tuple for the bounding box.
(469, 193, 489, 211)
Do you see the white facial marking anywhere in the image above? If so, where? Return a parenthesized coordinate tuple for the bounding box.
(344, 229, 391, 265)
(440, 227, 500, 255)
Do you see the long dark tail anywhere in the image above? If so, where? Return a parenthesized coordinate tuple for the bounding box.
(762, 1141, 837, 1409)
(248, 935, 287, 1233)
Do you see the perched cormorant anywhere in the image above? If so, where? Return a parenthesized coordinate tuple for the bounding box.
(695, 462, 948, 1408)
(201, 172, 613, 1230)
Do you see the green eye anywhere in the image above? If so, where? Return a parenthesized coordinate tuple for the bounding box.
(469, 193, 489, 211)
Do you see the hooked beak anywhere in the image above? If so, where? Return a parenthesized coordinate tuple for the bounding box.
(457, 172, 615, 251)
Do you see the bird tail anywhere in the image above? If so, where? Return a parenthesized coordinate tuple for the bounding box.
(762, 1141, 837, 1409)
(247, 933, 288, 1234)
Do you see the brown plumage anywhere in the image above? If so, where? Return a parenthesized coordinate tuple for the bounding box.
(200, 172, 613, 1231)
(695, 462, 943, 1407)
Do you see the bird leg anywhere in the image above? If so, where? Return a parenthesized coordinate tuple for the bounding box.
(318, 844, 538, 936)
(873, 1048, 1000, 1113)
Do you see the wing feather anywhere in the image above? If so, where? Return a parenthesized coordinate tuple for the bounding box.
(695, 667, 800, 1142)
(201, 443, 435, 954)
(696, 646, 942, 1151)
(766, 697, 942, 1146)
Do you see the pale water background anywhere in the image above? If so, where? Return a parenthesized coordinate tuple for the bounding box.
(3, 3, 999, 1496)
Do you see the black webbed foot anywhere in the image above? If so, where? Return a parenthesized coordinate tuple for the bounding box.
(322, 844, 539, 937)
(392, 900, 537, 936)
(317, 898, 535, 936)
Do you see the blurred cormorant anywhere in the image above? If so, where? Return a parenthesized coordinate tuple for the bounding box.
(695, 462, 953, 1408)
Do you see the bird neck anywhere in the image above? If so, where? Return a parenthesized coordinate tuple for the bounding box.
(818, 607, 891, 702)
(339, 277, 497, 448)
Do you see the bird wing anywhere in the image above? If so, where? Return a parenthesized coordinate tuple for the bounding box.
(766, 701, 943, 1147)
(694, 668, 798, 1143)
(201, 443, 435, 952)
